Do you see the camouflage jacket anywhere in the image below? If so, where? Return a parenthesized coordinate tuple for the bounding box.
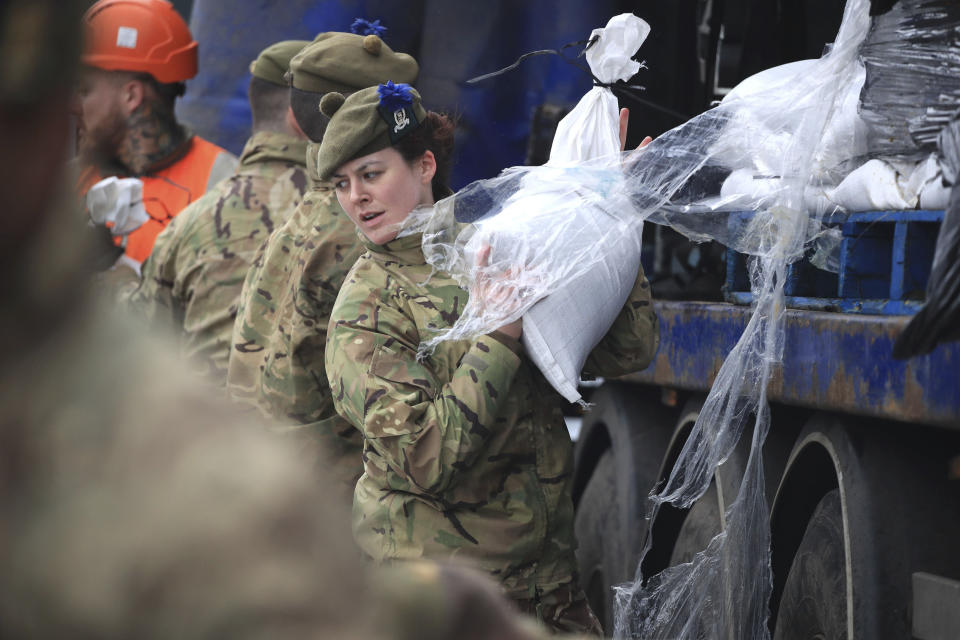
(0, 192, 378, 639)
(326, 232, 659, 600)
(128, 131, 308, 381)
(227, 142, 365, 502)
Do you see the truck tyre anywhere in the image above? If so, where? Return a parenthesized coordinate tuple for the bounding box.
(668, 481, 721, 566)
(771, 414, 960, 639)
(573, 383, 676, 634)
(575, 450, 619, 634)
(773, 488, 846, 640)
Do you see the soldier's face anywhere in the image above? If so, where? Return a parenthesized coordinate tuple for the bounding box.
(73, 67, 127, 163)
(332, 147, 436, 245)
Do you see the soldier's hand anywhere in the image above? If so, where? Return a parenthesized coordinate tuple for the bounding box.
(473, 244, 523, 339)
(619, 107, 654, 152)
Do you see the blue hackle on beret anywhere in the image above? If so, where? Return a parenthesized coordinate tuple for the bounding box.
(377, 81, 414, 112)
(351, 18, 387, 37)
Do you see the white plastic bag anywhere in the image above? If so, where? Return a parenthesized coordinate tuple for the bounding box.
(86, 176, 149, 236)
(548, 13, 649, 165)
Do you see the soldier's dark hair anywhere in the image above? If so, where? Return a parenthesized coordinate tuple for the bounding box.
(395, 111, 456, 200)
(248, 76, 291, 133)
(290, 87, 329, 143)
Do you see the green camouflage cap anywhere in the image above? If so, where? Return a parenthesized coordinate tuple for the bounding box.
(289, 32, 418, 94)
(249, 39, 310, 86)
(0, 0, 83, 104)
(316, 82, 426, 180)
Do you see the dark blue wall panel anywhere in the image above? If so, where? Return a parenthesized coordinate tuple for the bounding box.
(179, 0, 616, 187)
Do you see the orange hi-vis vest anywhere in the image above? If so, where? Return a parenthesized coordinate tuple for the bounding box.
(78, 135, 231, 264)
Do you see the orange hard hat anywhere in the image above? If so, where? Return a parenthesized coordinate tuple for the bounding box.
(82, 0, 198, 84)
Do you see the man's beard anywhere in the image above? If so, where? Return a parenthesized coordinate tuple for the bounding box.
(76, 108, 126, 173)
(78, 100, 185, 176)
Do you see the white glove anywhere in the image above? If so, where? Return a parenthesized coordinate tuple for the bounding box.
(86, 176, 149, 236)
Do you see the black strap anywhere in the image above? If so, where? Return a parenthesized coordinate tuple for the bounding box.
(466, 37, 594, 84)
(466, 34, 690, 123)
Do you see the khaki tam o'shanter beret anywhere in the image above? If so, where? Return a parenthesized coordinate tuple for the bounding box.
(249, 39, 310, 86)
(316, 82, 426, 180)
(289, 32, 418, 95)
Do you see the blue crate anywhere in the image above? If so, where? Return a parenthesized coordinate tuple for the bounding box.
(724, 210, 945, 315)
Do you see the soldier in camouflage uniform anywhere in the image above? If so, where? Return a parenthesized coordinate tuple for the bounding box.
(319, 85, 660, 635)
(227, 30, 419, 503)
(126, 41, 311, 381)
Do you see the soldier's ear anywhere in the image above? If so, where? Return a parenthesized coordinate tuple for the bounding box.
(417, 150, 437, 186)
(286, 106, 306, 139)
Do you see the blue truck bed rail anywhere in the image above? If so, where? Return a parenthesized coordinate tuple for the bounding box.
(625, 209, 958, 427)
(726, 209, 944, 315)
(624, 301, 959, 427)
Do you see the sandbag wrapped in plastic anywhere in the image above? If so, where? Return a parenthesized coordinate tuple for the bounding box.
(712, 58, 868, 185)
(417, 13, 651, 403)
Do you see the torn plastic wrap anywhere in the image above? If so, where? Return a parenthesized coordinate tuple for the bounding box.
(402, 0, 872, 636)
(860, 0, 960, 160)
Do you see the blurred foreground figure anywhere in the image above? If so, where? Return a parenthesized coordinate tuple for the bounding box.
(74, 0, 236, 277)
(0, 4, 590, 638)
(0, 3, 364, 636)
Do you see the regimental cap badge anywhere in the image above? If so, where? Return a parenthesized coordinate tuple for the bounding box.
(377, 80, 419, 143)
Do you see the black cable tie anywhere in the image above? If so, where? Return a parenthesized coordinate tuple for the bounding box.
(466, 36, 596, 84)
(464, 33, 688, 123)
(466, 48, 562, 84)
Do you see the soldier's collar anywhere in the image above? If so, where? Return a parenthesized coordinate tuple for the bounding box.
(240, 131, 309, 167)
(360, 230, 426, 265)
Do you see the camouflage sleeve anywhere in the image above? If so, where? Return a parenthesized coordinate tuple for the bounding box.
(126, 214, 186, 327)
(326, 279, 522, 496)
(582, 264, 660, 378)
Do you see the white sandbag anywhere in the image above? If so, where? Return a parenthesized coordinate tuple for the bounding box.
(455, 166, 641, 402)
(526, 13, 650, 402)
(523, 227, 642, 401)
(419, 13, 652, 402)
(919, 175, 950, 209)
(825, 155, 942, 211)
(713, 59, 867, 182)
(718, 168, 836, 214)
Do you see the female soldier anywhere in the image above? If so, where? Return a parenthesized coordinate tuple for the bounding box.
(320, 82, 658, 635)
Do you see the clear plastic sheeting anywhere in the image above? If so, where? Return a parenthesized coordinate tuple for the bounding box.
(403, 0, 871, 637)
